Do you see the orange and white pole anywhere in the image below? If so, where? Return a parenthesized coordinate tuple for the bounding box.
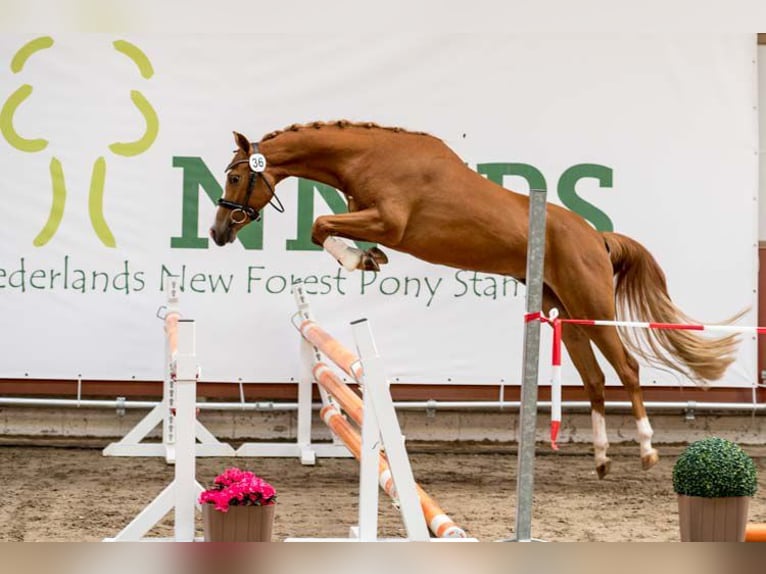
(313, 363, 364, 424)
(745, 523, 766, 542)
(320, 403, 466, 538)
(299, 314, 466, 538)
(164, 282, 182, 463)
(299, 319, 363, 380)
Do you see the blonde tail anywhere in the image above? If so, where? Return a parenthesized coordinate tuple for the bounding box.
(603, 232, 744, 383)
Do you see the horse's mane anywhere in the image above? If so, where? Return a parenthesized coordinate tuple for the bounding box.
(260, 120, 435, 142)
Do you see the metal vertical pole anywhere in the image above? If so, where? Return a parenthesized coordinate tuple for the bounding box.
(513, 188, 548, 542)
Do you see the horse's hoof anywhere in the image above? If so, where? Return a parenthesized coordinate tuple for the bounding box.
(368, 247, 389, 265)
(360, 254, 381, 272)
(641, 449, 659, 470)
(596, 458, 611, 479)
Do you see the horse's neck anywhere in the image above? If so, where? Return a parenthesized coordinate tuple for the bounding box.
(263, 131, 361, 190)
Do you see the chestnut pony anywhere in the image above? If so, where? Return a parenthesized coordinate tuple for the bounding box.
(210, 121, 740, 478)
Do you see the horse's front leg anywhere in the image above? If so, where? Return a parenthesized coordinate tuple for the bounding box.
(312, 208, 399, 272)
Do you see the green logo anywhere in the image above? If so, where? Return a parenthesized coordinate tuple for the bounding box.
(1, 36, 159, 247)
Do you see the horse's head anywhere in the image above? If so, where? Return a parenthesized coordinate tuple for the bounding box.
(209, 131, 277, 246)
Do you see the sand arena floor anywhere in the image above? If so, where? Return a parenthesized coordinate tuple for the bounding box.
(1, 442, 766, 542)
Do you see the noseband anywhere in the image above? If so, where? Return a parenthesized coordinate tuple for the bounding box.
(218, 143, 284, 224)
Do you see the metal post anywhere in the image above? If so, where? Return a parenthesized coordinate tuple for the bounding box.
(513, 188, 548, 542)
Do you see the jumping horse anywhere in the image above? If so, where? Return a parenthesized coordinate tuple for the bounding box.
(210, 120, 741, 478)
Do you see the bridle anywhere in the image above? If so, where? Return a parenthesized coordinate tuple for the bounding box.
(218, 142, 284, 224)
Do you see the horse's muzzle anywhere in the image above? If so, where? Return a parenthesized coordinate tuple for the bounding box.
(209, 225, 234, 246)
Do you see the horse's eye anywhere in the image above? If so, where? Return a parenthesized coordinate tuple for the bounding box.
(228, 174, 241, 185)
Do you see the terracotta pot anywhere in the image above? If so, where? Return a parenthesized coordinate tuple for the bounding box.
(677, 495, 749, 542)
(202, 503, 276, 542)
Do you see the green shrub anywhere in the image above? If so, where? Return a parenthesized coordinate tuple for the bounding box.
(672, 437, 757, 498)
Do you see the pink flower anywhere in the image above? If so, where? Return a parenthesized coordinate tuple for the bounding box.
(199, 467, 277, 512)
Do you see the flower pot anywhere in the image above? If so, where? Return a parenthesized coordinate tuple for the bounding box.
(677, 495, 749, 542)
(202, 503, 276, 542)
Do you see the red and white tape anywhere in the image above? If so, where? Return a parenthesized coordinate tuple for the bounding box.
(528, 309, 761, 451)
(559, 318, 764, 335)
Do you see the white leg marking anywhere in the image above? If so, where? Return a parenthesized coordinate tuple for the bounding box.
(323, 236, 362, 271)
(636, 416, 656, 458)
(591, 410, 609, 465)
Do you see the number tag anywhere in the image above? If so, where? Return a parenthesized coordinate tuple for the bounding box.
(249, 153, 267, 172)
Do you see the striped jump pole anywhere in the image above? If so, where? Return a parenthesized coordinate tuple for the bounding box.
(314, 362, 466, 538)
(557, 317, 765, 335)
(292, 286, 468, 539)
(319, 402, 462, 539)
(745, 523, 766, 542)
(549, 309, 563, 451)
(298, 319, 364, 380)
(544, 310, 765, 451)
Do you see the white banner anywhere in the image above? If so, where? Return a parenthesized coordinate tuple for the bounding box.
(0, 34, 758, 387)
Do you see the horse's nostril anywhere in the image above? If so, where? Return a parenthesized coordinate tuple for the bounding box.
(209, 228, 216, 241)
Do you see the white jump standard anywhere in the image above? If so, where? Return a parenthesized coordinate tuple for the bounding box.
(104, 289, 204, 542)
(103, 280, 234, 462)
(286, 285, 473, 542)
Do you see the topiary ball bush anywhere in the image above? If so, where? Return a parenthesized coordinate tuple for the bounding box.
(672, 437, 757, 498)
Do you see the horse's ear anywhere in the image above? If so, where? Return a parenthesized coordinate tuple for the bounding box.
(233, 131, 252, 154)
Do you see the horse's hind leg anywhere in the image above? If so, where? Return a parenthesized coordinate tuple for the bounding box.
(545, 291, 612, 477)
(543, 289, 612, 477)
(557, 320, 659, 475)
(562, 326, 613, 478)
(586, 326, 659, 471)
(548, 237, 660, 472)
(546, 280, 658, 475)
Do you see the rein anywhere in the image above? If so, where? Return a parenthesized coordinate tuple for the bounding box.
(218, 142, 284, 224)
